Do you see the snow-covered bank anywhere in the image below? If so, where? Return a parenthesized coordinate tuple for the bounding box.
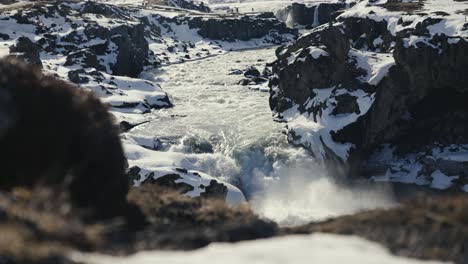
(73, 233, 446, 264)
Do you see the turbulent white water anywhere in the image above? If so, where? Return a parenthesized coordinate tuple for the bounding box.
(134, 47, 395, 226)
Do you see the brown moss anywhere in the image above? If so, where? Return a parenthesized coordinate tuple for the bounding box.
(125, 185, 278, 251)
(0, 187, 110, 263)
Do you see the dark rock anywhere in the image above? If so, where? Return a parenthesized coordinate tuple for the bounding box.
(166, 0, 211, 13)
(238, 78, 252, 86)
(68, 69, 90, 84)
(243, 66, 261, 78)
(331, 94, 360, 116)
(336, 36, 468, 167)
(187, 15, 296, 41)
(0, 58, 130, 220)
(64, 49, 105, 71)
(0, 33, 9, 40)
(110, 23, 149, 77)
(9, 37, 43, 68)
(229, 69, 243, 75)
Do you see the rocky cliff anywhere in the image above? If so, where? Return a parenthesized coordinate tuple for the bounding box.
(269, 0, 468, 191)
(276, 1, 347, 28)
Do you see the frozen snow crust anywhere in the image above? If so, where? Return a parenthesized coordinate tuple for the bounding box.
(269, 0, 468, 191)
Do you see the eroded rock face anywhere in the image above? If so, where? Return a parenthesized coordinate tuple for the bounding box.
(187, 15, 297, 42)
(269, 0, 468, 190)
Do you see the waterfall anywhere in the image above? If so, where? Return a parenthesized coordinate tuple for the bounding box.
(312, 3, 320, 27)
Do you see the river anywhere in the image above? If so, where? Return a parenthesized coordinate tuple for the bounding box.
(131, 47, 395, 226)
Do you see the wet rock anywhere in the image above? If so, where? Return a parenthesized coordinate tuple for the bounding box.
(0, 33, 9, 40)
(243, 66, 261, 78)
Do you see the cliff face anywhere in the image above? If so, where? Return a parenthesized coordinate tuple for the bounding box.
(275, 2, 347, 28)
(269, 0, 468, 191)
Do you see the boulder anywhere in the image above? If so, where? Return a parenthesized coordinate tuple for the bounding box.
(0, 58, 131, 220)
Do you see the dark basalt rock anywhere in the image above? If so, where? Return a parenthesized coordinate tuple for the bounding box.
(9, 37, 43, 68)
(269, 10, 468, 186)
(335, 36, 468, 166)
(80, 1, 128, 19)
(68, 69, 90, 84)
(331, 94, 360, 116)
(166, 0, 211, 13)
(187, 15, 296, 42)
(110, 23, 149, 77)
(339, 16, 395, 52)
(270, 25, 360, 111)
(243, 66, 261, 78)
(0, 33, 9, 40)
(64, 49, 106, 71)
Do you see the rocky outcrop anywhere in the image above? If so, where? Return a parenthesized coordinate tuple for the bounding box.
(269, 0, 468, 191)
(128, 165, 246, 205)
(237, 66, 272, 86)
(166, 0, 211, 13)
(187, 14, 297, 42)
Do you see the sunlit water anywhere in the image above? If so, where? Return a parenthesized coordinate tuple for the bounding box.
(133, 47, 395, 226)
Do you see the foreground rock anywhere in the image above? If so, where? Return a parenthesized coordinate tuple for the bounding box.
(287, 195, 468, 264)
(0, 58, 131, 220)
(269, 0, 468, 191)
